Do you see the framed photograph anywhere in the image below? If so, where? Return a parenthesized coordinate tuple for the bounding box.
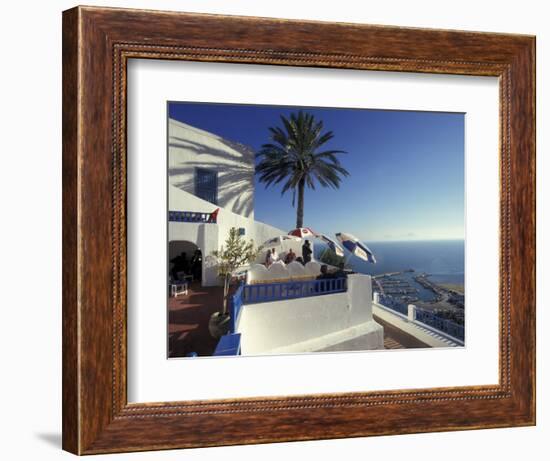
(62, 6, 535, 455)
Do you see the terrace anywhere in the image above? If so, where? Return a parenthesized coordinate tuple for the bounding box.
(168, 281, 223, 357)
(168, 275, 462, 358)
(169, 284, 415, 357)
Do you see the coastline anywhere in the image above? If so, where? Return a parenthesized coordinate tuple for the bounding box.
(438, 283, 464, 295)
(371, 269, 464, 327)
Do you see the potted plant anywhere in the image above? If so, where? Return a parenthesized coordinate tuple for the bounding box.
(209, 227, 257, 339)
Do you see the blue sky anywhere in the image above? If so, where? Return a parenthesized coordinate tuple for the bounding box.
(169, 102, 464, 242)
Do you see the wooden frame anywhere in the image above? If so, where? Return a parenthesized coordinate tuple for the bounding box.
(62, 5, 536, 455)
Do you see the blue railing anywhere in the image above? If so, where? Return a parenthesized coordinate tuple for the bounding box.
(376, 295, 464, 341)
(243, 278, 347, 304)
(213, 333, 241, 356)
(229, 282, 245, 333)
(168, 210, 216, 224)
(415, 308, 465, 341)
(379, 294, 408, 316)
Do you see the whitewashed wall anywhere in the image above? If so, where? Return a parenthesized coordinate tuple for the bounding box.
(168, 118, 255, 218)
(237, 274, 384, 354)
(169, 186, 285, 285)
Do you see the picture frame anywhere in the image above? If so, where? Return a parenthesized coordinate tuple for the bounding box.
(62, 5, 535, 455)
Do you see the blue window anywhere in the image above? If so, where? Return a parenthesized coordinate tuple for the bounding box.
(195, 168, 218, 205)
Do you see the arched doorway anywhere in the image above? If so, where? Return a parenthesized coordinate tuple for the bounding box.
(168, 240, 202, 283)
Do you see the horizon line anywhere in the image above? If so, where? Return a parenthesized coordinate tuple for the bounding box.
(362, 238, 465, 243)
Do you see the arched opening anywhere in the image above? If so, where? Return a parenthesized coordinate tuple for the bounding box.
(168, 240, 221, 358)
(168, 240, 202, 283)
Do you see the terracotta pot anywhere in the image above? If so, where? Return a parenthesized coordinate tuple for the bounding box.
(208, 312, 231, 339)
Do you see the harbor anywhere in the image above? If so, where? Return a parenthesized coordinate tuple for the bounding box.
(371, 269, 464, 326)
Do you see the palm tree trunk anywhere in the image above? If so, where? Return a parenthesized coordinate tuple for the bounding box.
(296, 179, 305, 228)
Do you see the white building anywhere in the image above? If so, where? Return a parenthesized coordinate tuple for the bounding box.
(168, 119, 286, 286)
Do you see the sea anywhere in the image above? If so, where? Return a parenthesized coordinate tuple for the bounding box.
(317, 239, 465, 302)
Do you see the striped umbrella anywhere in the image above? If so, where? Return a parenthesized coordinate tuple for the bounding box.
(335, 232, 376, 263)
(288, 227, 317, 238)
(318, 234, 345, 257)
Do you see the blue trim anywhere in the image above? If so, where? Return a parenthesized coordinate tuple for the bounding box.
(213, 333, 241, 356)
(242, 278, 347, 305)
(168, 210, 216, 224)
(415, 309, 465, 341)
(377, 296, 464, 341)
(229, 282, 245, 333)
(379, 294, 409, 316)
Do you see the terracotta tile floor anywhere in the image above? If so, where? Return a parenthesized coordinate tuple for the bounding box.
(168, 282, 224, 357)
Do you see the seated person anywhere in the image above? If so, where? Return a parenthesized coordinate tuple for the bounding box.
(333, 262, 349, 279)
(169, 252, 189, 281)
(317, 264, 333, 279)
(284, 248, 297, 264)
(267, 247, 279, 266)
(316, 264, 336, 292)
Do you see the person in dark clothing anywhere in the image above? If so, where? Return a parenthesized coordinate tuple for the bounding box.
(315, 264, 335, 292)
(333, 262, 349, 279)
(302, 240, 312, 264)
(190, 249, 202, 281)
(317, 264, 335, 280)
(170, 252, 189, 281)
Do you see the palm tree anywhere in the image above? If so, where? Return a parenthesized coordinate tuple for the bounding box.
(256, 111, 349, 228)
